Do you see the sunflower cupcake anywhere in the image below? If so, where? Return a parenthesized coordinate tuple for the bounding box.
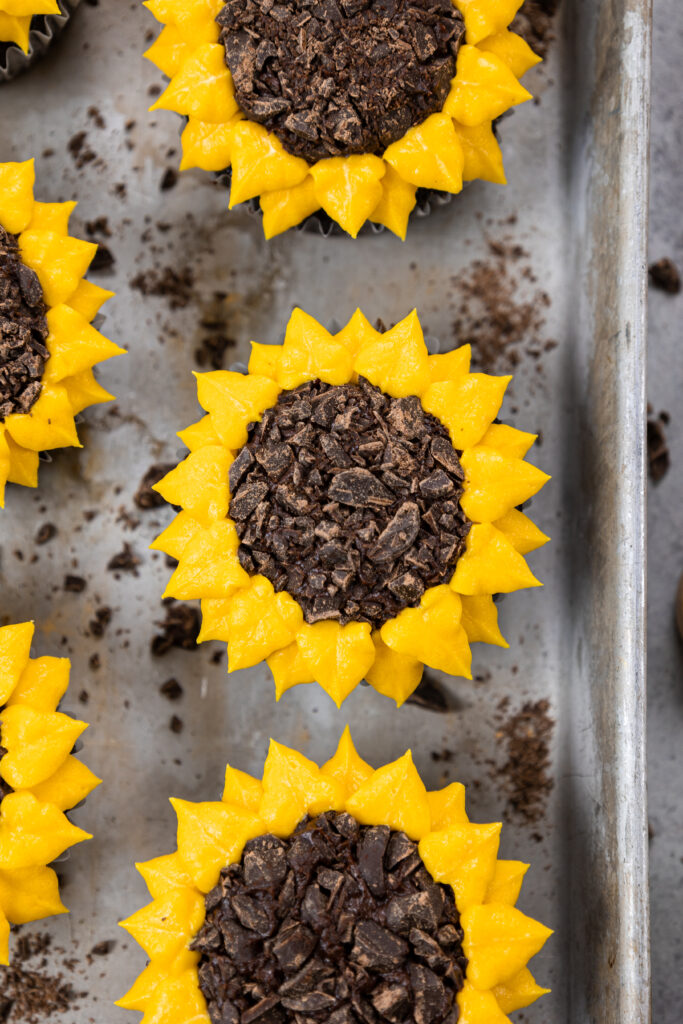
(0, 159, 124, 508)
(143, 0, 540, 239)
(119, 728, 551, 1024)
(0, 0, 78, 80)
(0, 621, 100, 963)
(152, 307, 549, 707)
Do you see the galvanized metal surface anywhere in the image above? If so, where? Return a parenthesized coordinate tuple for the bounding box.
(0, 0, 650, 1021)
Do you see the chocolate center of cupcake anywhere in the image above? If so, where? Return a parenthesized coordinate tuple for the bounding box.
(193, 812, 467, 1024)
(0, 225, 49, 423)
(216, 0, 465, 162)
(229, 377, 471, 630)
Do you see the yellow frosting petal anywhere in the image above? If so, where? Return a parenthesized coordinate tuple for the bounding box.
(0, 791, 90, 870)
(419, 822, 501, 912)
(0, 865, 66, 925)
(485, 859, 529, 906)
(460, 594, 509, 647)
(454, 0, 524, 45)
(7, 655, 69, 712)
(0, 622, 34, 705)
(279, 308, 354, 389)
(259, 740, 345, 836)
(266, 642, 316, 700)
(479, 29, 542, 78)
(195, 369, 280, 449)
(222, 766, 263, 812)
(427, 345, 471, 382)
(164, 521, 248, 601)
(461, 901, 553, 990)
(151, 42, 238, 123)
(43, 304, 124, 384)
(421, 373, 511, 450)
(384, 112, 464, 193)
(380, 585, 472, 679)
(369, 164, 417, 240)
(180, 115, 242, 171)
(1, 705, 86, 789)
(310, 155, 385, 238)
(226, 578, 303, 671)
(28, 756, 101, 812)
(150, 510, 202, 561)
(0, 159, 35, 234)
(365, 631, 423, 707)
(19, 230, 97, 307)
(493, 967, 550, 1014)
(320, 725, 373, 798)
(461, 446, 550, 523)
(261, 176, 321, 240)
(353, 308, 430, 398)
(230, 121, 309, 206)
(457, 982, 510, 1024)
(444, 45, 532, 126)
(172, 798, 264, 893)
(296, 621, 376, 708)
(136, 853, 196, 901)
(427, 783, 469, 831)
(120, 887, 205, 958)
(479, 422, 536, 458)
(450, 523, 541, 595)
(453, 120, 507, 185)
(153, 446, 231, 526)
(493, 508, 550, 555)
(4, 384, 79, 452)
(346, 751, 431, 841)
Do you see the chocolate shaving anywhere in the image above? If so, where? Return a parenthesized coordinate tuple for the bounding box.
(216, 0, 464, 161)
(495, 698, 555, 824)
(0, 226, 49, 422)
(193, 812, 466, 1024)
(230, 378, 470, 629)
(151, 600, 200, 655)
(648, 257, 681, 295)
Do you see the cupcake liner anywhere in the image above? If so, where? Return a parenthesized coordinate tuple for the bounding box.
(0, 0, 80, 83)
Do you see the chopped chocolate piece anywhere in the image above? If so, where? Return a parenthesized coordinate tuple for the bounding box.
(160, 168, 179, 191)
(648, 257, 681, 294)
(107, 542, 140, 573)
(89, 605, 112, 637)
(134, 462, 177, 509)
(194, 813, 466, 1024)
(230, 378, 470, 629)
(169, 714, 184, 734)
(151, 600, 200, 655)
(511, 0, 560, 60)
(0, 226, 49, 422)
(216, 0, 464, 161)
(90, 243, 115, 273)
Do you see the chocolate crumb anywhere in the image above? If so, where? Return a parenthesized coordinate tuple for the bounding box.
(89, 653, 101, 670)
(107, 543, 140, 574)
(647, 411, 671, 483)
(160, 168, 178, 191)
(170, 714, 184, 734)
(151, 601, 200, 655)
(134, 462, 177, 509)
(64, 575, 87, 593)
(160, 677, 184, 701)
(89, 606, 112, 637)
(648, 257, 681, 295)
(0, 932, 81, 1023)
(90, 940, 114, 956)
(35, 523, 57, 545)
(78, 689, 89, 704)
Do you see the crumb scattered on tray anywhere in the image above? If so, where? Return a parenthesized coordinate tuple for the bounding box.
(35, 523, 56, 545)
(89, 606, 112, 637)
(134, 463, 177, 510)
(160, 168, 178, 191)
(450, 239, 556, 374)
(151, 600, 200, 656)
(0, 932, 83, 1023)
(494, 698, 555, 824)
(130, 266, 195, 309)
(647, 407, 671, 483)
(648, 257, 681, 295)
(170, 714, 184, 734)
(63, 575, 87, 593)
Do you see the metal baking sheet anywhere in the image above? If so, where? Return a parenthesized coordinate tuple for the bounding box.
(0, 0, 650, 1021)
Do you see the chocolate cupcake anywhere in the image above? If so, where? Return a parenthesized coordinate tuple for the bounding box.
(0, 159, 124, 508)
(152, 308, 549, 707)
(143, 0, 540, 238)
(0, 621, 100, 964)
(119, 729, 552, 1023)
(0, 0, 79, 81)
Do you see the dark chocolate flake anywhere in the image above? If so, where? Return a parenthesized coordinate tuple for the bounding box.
(0, 226, 49, 422)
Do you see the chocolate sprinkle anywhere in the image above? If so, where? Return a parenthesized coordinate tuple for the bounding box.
(216, 0, 465, 162)
(230, 378, 470, 630)
(0, 226, 49, 422)
(193, 812, 466, 1024)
